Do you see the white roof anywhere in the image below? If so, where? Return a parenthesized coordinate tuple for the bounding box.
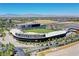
(10, 29, 23, 35)
(46, 30, 67, 37)
(10, 29, 67, 37)
(10, 29, 44, 35)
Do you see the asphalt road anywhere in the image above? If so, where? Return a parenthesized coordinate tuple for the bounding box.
(46, 42, 79, 56)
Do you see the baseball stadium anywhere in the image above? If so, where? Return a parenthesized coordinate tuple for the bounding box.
(10, 22, 79, 41)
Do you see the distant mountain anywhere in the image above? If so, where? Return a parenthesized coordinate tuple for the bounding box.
(0, 14, 79, 17)
(0, 14, 51, 17)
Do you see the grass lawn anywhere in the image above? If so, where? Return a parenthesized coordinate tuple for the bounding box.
(23, 28, 54, 33)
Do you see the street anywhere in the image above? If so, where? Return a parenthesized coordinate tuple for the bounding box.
(46, 41, 79, 56)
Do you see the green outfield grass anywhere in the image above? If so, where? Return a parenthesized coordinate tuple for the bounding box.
(23, 28, 54, 33)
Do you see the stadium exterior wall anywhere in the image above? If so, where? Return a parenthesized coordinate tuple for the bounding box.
(12, 33, 66, 41)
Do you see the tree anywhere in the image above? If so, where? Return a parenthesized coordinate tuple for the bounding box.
(0, 43, 15, 56)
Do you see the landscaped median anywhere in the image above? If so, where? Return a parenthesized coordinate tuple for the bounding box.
(37, 40, 79, 56)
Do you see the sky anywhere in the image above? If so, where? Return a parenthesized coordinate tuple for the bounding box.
(0, 3, 79, 16)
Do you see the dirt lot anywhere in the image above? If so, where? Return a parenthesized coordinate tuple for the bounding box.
(34, 20, 58, 24)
